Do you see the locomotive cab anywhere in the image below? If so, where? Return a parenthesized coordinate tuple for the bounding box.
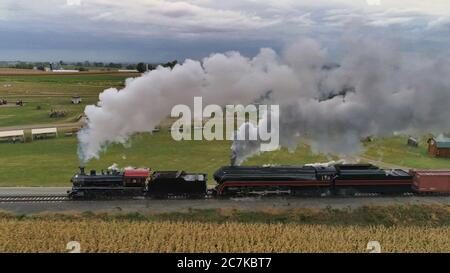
(123, 169, 150, 187)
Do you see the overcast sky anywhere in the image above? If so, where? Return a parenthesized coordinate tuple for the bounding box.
(0, 0, 449, 62)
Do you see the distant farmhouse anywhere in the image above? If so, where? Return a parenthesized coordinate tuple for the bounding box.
(52, 69, 79, 73)
(118, 69, 139, 73)
(49, 62, 61, 71)
(50, 62, 79, 73)
(428, 137, 450, 158)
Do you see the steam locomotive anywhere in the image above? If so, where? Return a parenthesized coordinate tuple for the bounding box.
(69, 167, 207, 199)
(213, 164, 414, 196)
(69, 164, 450, 199)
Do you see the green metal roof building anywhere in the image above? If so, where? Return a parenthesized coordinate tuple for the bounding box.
(428, 137, 450, 157)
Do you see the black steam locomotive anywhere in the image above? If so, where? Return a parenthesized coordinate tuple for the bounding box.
(69, 163, 449, 199)
(213, 164, 413, 196)
(69, 167, 207, 199)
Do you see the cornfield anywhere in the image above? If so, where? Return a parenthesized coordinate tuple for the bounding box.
(0, 219, 449, 252)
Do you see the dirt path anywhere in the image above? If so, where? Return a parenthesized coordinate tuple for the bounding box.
(0, 118, 85, 132)
(0, 105, 20, 108)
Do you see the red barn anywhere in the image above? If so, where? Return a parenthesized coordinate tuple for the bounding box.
(427, 137, 450, 158)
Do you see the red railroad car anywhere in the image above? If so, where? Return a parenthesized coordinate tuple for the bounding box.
(411, 170, 450, 193)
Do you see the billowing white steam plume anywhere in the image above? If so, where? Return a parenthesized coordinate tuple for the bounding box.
(230, 106, 279, 166)
(78, 36, 450, 164)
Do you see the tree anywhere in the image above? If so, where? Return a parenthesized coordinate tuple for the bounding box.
(15, 62, 33, 69)
(136, 63, 147, 73)
(107, 62, 122, 68)
(162, 60, 178, 69)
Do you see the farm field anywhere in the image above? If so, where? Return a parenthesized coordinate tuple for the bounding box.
(0, 73, 138, 126)
(0, 68, 137, 75)
(363, 136, 450, 169)
(0, 132, 330, 186)
(1, 205, 449, 252)
(1, 72, 450, 186)
(1, 132, 449, 186)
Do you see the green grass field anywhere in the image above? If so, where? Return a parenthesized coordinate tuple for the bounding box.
(0, 132, 332, 186)
(1, 72, 449, 186)
(0, 130, 449, 186)
(0, 74, 135, 126)
(364, 136, 450, 169)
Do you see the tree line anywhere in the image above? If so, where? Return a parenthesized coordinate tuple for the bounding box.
(8, 60, 179, 72)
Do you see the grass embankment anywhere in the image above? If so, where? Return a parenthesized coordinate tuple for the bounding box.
(0, 205, 449, 252)
(364, 136, 450, 169)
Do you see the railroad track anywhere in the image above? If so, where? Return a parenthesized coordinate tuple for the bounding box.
(0, 195, 70, 203)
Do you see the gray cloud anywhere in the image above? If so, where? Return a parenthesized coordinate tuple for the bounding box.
(0, 0, 449, 61)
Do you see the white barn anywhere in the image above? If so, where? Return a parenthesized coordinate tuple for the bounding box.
(31, 128, 57, 140)
(52, 69, 79, 73)
(0, 130, 24, 143)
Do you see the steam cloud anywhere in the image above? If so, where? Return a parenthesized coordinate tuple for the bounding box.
(231, 123, 262, 167)
(78, 36, 450, 165)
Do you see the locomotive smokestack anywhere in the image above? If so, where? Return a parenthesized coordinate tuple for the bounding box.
(230, 151, 237, 166)
(79, 166, 85, 175)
